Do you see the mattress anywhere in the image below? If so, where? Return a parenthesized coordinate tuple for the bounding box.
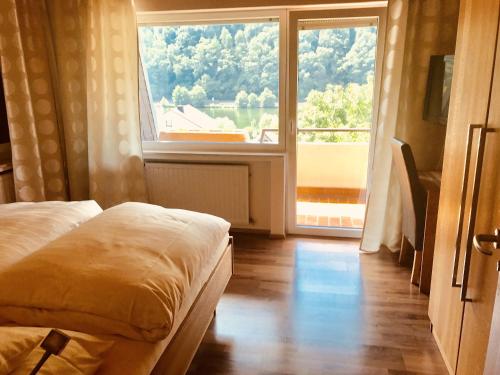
(0, 200, 102, 270)
(96, 233, 230, 375)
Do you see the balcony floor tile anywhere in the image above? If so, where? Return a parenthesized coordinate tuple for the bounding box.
(296, 201, 365, 229)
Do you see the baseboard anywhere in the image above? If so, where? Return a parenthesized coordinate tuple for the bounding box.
(269, 233, 286, 240)
(230, 228, 286, 240)
(230, 228, 270, 236)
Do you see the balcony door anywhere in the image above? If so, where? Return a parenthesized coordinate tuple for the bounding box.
(287, 8, 386, 237)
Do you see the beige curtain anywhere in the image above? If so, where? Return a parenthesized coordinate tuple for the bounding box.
(0, 0, 147, 208)
(361, 0, 459, 252)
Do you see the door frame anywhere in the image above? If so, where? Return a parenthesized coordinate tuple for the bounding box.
(285, 6, 387, 237)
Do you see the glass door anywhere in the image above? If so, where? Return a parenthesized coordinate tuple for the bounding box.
(287, 9, 386, 237)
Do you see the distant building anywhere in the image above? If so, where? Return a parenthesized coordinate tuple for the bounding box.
(156, 105, 248, 143)
(157, 105, 218, 133)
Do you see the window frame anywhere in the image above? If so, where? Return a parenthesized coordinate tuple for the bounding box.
(137, 9, 288, 154)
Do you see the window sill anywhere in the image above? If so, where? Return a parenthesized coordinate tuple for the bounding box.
(143, 149, 286, 163)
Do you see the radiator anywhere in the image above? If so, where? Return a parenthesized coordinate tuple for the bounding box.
(145, 163, 249, 225)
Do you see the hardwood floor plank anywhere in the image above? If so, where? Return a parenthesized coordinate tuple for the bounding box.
(187, 234, 446, 374)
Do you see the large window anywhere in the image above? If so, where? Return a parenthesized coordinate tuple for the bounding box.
(138, 14, 283, 147)
(138, 9, 383, 154)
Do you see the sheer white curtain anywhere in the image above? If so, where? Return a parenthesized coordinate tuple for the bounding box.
(361, 0, 410, 252)
(361, 0, 459, 252)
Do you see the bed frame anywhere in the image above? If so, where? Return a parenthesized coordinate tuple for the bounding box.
(151, 237, 233, 375)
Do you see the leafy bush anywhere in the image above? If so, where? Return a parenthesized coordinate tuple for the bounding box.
(298, 78, 373, 143)
(190, 85, 207, 107)
(159, 97, 170, 109)
(247, 93, 259, 108)
(259, 88, 277, 108)
(172, 86, 191, 105)
(258, 113, 278, 129)
(235, 90, 249, 108)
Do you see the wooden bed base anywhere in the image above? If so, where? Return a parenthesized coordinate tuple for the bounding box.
(151, 237, 233, 375)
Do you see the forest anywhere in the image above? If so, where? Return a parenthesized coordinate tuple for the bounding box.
(139, 22, 377, 142)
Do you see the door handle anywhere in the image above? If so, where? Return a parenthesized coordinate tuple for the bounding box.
(473, 229, 500, 256)
(460, 127, 495, 302)
(451, 124, 482, 288)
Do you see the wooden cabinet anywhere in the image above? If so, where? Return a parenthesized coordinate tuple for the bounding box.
(428, 0, 500, 374)
(456, 26, 500, 374)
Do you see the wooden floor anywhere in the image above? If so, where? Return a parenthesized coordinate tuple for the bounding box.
(187, 234, 447, 375)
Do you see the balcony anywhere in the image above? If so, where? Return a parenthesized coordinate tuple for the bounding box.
(296, 140, 368, 229)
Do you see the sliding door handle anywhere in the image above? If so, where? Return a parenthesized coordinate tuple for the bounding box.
(473, 229, 500, 256)
(452, 124, 482, 288)
(290, 119, 296, 135)
(460, 127, 494, 302)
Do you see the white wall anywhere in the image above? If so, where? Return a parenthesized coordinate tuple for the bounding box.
(143, 143, 369, 237)
(297, 142, 369, 189)
(144, 153, 285, 236)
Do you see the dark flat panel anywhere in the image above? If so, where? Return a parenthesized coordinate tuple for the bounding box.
(0, 74, 9, 144)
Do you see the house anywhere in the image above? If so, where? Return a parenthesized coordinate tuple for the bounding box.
(160, 105, 218, 132)
(0, 1, 499, 374)
(157, 105, 249, 142)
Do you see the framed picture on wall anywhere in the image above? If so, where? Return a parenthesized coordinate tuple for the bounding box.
(423, 54, 454, 124)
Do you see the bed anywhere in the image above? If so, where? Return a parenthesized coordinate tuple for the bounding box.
(0, 201, 233, 374)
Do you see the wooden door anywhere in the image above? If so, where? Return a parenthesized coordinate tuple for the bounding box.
(484, 273, 500, 374)
(456, 16, 500, 373)
(428, 0, 500, 373)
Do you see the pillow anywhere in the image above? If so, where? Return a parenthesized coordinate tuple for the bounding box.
(0, 200, 102, 270)
(0, 327, 113, 375)
(0, 327, 45, 373)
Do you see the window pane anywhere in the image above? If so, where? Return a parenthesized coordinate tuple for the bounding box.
(138, 21, 280, 144)
(297, 26, 377, 142)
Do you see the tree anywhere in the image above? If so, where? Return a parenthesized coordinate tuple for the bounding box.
(247, 93, 259, 108)
(235, 90, 249, 107)
(258, 113, 278, 129)
(298, 80, 373, 143)
(172, 85, 191, 105)
(138, 23, 378, 139)
(190, 85, 207, 106)
(139, 28, 171, 101)
(159, 97, 170, 109)
(235, 29, 246, 47)
(220, 27, 233, 49)
(259, 88, 277, 108)
(340, 27, 377, 84)
(214, 117, 237, 130)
